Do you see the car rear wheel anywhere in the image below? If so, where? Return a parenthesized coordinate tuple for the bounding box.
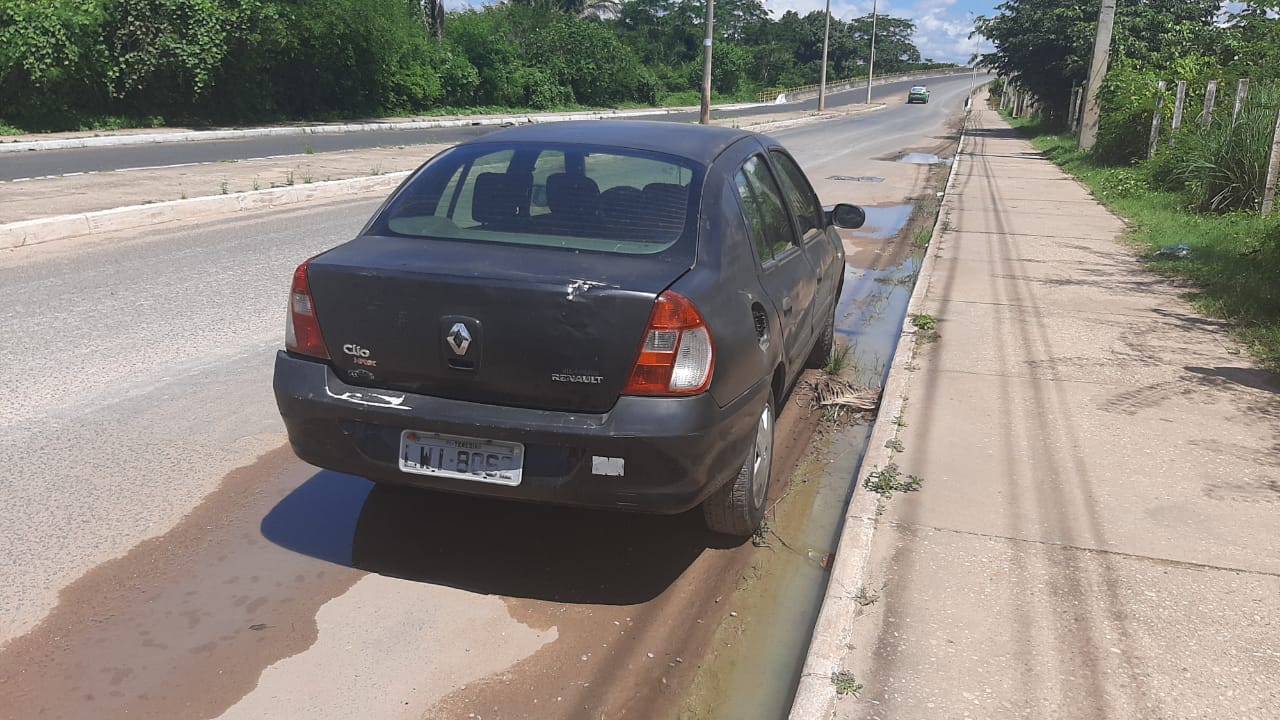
(702, 397, 774, 537)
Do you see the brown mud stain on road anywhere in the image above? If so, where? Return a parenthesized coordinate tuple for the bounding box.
(0, 445, 365, 720)
(427, 382, 826, 720)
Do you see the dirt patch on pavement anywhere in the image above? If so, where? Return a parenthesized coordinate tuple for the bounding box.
(0, 445, 365, 720)
(427, 379, 826, 720)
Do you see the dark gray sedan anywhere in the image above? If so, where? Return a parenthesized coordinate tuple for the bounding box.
(273, 120, 864, 537)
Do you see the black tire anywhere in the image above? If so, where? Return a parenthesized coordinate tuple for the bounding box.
(805, 299, 837, 369)
(702, 397, 774, 537)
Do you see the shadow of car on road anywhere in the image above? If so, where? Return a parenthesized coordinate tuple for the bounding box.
(261, 470, 738, 606)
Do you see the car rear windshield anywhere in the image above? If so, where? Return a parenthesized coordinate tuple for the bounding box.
(370, 141, 703, 255)
(910, 87, 927, 93)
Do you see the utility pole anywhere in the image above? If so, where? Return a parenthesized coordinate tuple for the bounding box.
(967, 13, 978, 108)
(818, 0, 832, 110)
(699, 0, 715, 124)
(865, 0, 878, 105)
(1078, 0, 1117, 151)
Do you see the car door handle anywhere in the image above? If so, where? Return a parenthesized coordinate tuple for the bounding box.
(782, 297, 793, 315)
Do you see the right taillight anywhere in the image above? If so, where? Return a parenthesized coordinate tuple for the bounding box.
(284, 259, 330, 360)
(623, 291, 715, 396)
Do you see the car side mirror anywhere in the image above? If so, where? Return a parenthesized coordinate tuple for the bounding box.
(829, 203, 866, 229)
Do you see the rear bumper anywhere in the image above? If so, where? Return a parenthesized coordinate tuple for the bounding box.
(273, 351, 769, 514)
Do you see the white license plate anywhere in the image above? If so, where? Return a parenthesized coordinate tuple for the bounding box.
(398, 430, 524, 486)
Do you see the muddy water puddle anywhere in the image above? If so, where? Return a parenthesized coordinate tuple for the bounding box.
(897, 152, 953, 166)
(856, 203, 914, 241)
(682, 228, 925, 718)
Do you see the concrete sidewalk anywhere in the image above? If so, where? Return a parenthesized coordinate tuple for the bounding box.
(803, 106, 1280, 718)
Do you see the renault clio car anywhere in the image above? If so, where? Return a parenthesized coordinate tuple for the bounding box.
(273, 120, 865, 537)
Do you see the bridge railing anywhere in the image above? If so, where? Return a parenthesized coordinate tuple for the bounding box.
(756, 67, 976, 105)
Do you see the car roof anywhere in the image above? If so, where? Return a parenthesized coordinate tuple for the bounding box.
(471, 120, 759, 165)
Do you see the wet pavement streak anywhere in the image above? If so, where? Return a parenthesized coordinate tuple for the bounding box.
(684, 213, 928, 717)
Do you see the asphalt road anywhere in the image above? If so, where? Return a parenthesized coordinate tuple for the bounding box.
(0, 74, 978, 181)
(0, 77, 977, 720)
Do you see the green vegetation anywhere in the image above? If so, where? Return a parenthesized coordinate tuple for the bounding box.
(982, 2, 1280, 369)
(0, 0, 956, 133)
(863, 463, 924, 498)
(824, 343, 853, 376)
(910, 314, 937, 331)
(1010, 117, 1280, 369)
(830, 671, 863, 697)
(912, 224, 932, 248)
(979, 1, 1279, 193)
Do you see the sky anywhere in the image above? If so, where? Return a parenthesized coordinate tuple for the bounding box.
(762, 0, 999, 64)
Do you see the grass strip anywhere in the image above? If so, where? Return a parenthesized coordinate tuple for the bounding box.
(1006, 115, 1280, 370)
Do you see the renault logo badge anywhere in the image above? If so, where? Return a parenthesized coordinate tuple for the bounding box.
(447, 323, 472, 355)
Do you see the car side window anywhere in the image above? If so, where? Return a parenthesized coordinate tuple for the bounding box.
(769, 151, 824, 238)
(734, 155, 795, 264)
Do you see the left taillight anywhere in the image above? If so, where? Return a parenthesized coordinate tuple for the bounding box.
(622, 291, 715, 396)
(285, 259, 330, 360)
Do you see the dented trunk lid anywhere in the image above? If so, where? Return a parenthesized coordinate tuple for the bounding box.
(306, 235, 690, 414)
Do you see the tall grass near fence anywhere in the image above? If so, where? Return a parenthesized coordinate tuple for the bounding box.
(1006, 114, 1280, 369)
(1148, 81, 1280, 213)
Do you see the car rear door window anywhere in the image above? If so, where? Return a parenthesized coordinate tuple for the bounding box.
(734, 155, 796, 263)
(769, 151, 824, 240)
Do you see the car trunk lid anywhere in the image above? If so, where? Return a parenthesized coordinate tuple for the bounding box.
(306, 235, 690, 414)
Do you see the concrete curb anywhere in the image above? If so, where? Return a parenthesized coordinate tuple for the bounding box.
(0, 104, 892, 250)
(744, 104, 886, 134)
(0, 105, 768, 154)
(786, 121, 969, 720)
(0, 69, 980, 153)
(0, 172, 410, 250)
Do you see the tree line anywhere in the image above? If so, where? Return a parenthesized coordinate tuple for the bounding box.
(0, 0, 955, 132)
(978, 0, 1279, 163)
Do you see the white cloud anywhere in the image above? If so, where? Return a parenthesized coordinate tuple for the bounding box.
(910, 2, 992, 64)
(762, 0, 991, 64)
